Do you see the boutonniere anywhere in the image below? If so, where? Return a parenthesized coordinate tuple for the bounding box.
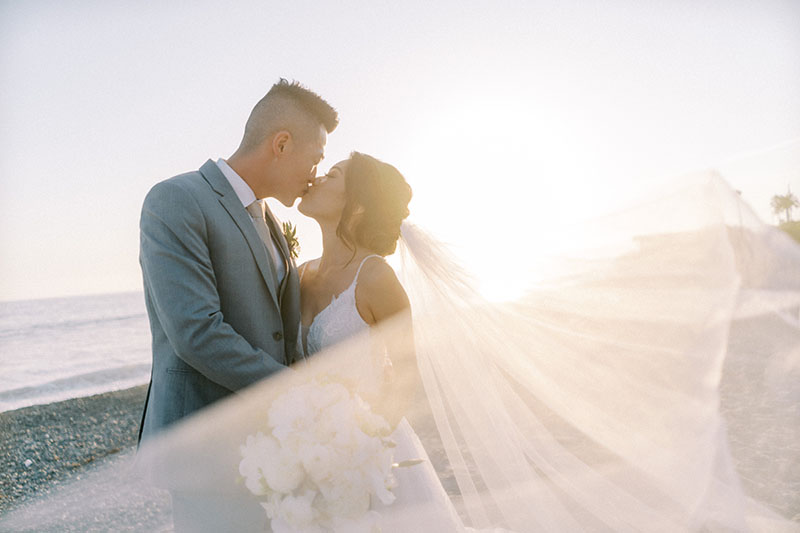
(282, 221, 300, 259)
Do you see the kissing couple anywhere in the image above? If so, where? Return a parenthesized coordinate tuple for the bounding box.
(137, 79, 800, 533)
(138, 79, 470, 532)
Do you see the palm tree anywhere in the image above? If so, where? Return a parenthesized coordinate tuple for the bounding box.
(770, 188, 799, 224)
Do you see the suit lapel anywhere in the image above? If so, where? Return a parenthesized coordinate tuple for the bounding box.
(199, 160, 281, 311)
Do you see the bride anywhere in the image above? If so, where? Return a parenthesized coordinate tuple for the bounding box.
(294, 151, 471, 531)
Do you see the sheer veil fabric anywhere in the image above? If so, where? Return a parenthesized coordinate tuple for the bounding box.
(396, 172, 800, 532)
(2, 169, 798, 532)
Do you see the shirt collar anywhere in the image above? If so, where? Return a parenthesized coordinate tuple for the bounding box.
(215, 158, 257, 208)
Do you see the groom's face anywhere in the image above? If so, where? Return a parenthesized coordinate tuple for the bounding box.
(273, 124, 327, 207)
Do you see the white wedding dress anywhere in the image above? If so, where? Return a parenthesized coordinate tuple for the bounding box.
(300, 254, 476, 532)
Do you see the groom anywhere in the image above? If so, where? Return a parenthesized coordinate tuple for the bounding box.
(138, 79, 337, 531)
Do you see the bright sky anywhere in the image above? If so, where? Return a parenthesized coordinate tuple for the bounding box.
(1, 0, 799, 302)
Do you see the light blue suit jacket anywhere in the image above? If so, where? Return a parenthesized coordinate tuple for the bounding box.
(138, 160, 300, 442)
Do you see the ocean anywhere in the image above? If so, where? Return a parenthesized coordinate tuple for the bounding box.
(0, 292, 151, 413)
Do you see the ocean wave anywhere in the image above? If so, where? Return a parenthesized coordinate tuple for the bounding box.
(0, 363, 151, 413)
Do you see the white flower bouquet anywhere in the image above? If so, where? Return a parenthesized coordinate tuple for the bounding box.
(239, 380, 405, 532)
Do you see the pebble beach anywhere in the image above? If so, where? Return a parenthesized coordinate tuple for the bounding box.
(0, 385, 172, 532)
(0, 385, 148, 511)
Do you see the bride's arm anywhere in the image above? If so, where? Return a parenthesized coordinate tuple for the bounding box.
(356, 260, 420, 427)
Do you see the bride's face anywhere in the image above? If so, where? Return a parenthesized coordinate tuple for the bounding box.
(298, 159, 349, 221)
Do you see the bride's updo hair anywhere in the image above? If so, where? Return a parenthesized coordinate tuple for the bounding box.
(336, 152, 412, 257)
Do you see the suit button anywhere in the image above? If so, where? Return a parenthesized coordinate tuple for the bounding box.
(273, 331, 283, 341)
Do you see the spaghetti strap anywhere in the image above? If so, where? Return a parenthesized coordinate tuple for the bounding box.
(354, 254, 382, 283)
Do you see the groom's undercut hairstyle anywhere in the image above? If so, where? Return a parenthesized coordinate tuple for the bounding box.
(240, 79, 338, 152)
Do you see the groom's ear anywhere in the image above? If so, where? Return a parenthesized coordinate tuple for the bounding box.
(271, 131, 292, 157)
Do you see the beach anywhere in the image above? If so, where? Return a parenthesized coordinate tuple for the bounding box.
(0, 385, 148, 512)
(0, 385, 173, 532)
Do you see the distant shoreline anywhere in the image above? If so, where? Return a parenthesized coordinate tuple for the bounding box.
(0, 289, 144, 306)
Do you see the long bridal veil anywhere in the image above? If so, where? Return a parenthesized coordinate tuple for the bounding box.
(2, 165, 798, 532)
(396, 171, 800, 531)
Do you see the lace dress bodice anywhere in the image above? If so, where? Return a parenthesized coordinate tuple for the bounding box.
(302, 255, 379, 355)
(300, 255, 387, 396)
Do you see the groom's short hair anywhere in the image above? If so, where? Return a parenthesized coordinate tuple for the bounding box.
(240, 79, 338, 152)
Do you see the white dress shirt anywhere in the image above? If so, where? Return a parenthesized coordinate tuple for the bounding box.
(215, 158, 286, 284)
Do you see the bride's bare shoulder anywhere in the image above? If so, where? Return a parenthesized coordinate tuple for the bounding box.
(356, 257, 410, 322)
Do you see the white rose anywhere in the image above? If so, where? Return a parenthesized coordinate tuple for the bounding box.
(275, 488, 318, 529)
(298, 442, 336, 481)
(260, 492, 283, 520)
(263, 446, 305, 494)
(318, 473, 371, 519)
(270, 392, 316, 444)
(310, 411, 339, 445)
(268, 517, 294, 533)
(239, 432, 279, 496)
